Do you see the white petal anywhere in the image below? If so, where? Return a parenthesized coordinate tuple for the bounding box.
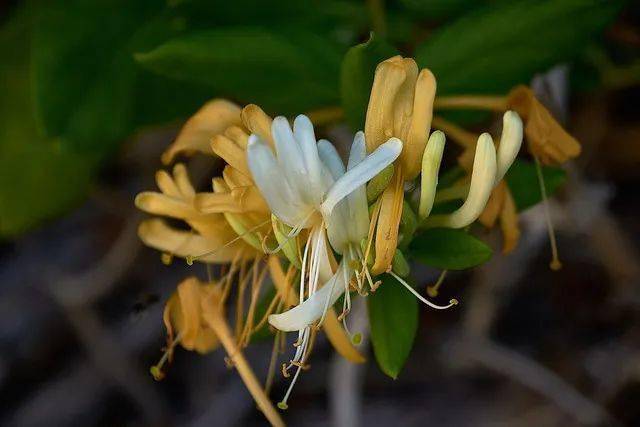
(325, 199, 351, 253)
(246, 135, 301, 225)
(317, 139, 345, 180)
(419, 131, 446, 219)
(294, 115, 325, 202)
(425, 133, 497, 228)
(321, 137, 402, 216)
(495, 110, 523, 183)
(272, 116, 308, 200)
(268, 260, 350, 331)
(346, 131, 369, 242)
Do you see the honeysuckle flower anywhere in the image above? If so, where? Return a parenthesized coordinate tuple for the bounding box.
(507, 85, 581, 165)
(247, 117, 401, 409)
(364, 55, 437, 274)
(150, 277, 220, 380)
(135, 163, 257, 263)
(422, 111, 523, 230)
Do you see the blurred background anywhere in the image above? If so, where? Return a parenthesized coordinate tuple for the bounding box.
(1, 0, 640, 426)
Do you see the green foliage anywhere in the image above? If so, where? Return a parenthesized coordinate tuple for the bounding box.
(340, 33, 398, 130)
(31, 0, 209, 153)
(506, 160, 567, 211)
(410, 228, 492, 270)
(367, 274, 418, 379)
(0, 9, 99, 237)
(136, 28, 343, 115)
(399, 0, 487, 21)
(416, 0, 623, 95)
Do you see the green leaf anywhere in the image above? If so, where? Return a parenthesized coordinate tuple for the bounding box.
(399, 0, 489, 21)
(340, 33, 398, 130)
(135, 28, 343, 115)
(31, 0, 210, 153)
(506, 159, 566, 211)
(367, 274, 418, 379)
(410, 228, 492, 270)
(0, 8, 99, 237)
(416, 0, 623, 95)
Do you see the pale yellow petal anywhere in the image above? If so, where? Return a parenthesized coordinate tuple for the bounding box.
(135, 192, 196, 219)
(223, 165, 253, 188)
(162, 99, 242, 164)
(224, 125, 250, 149)
(172, 163, 196, 199)
(176, 277, 203, 349)
(138, 218, 245, 263)
(241, 104, 274, 147)
(155, 170, 181, 197)
(364, 58, 406, 152)
(403, 69, 436, 180)
(210, 135, 250, 175)
(478, 181, 506, 228)
(371, 172, 404, 275)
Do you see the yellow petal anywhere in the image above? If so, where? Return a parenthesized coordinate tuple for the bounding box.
(176, 277, 203, 349)
(224, 125, 250, 149)
(479, 181, 506, 228)
(241, 104, 274, 147)
(162, 99, 242, 164)
(402, 68, 436, 180)
(138, 218, 247, 263)
(507, 86, 581, 165)
(210, 134, 250, 176)
(172, 163, 196, 199)
(155, 170, 181, 197)
(392, 58, 419, 140)
(365, 57, 406, 152)
(135, 192, 196, 219)
(223, 165, 253, 188)
(371, 171, 404, 275)
(500, 185, 520, 253)
(266, 256, 365, 363)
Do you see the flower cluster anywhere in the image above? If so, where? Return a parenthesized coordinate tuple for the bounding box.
(135, 56, 580, 424)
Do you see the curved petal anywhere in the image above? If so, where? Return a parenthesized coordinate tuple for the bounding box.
(272, 116, 308, 200)
(294, 114, 325, 203)
(321, 137, 402, 216)
(424, 133, 497, 229)
(495, 110, 523, 183)
(317, 139, 345, 180)
(268, 260, 350, 332)
(419, 131, 446, 219)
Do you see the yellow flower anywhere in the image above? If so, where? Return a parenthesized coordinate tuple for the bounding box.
(364, 56, 436, 274)
(507, 85, 581, 165)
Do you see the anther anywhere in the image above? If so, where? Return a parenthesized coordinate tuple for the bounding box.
(351, 333, 362, 345)
(161, 252, 173, 265)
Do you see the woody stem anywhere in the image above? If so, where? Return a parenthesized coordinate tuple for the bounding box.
(206, 312, 285, 427)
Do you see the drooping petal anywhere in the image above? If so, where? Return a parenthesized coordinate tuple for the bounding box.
(495, 111, 523, 183)
(500, 185, 520, 253)
(424, 133, 497, 229)
(268, 260, 350, 332)
(321, 137, 402, 216)
(162, 99, 242, 164)
(419, 131, 445, 219)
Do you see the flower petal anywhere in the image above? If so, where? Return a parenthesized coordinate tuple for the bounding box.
(419, 131, 445, 219)
(294, 114, 325, 203)
(321, 137, 402, 216)
(162, 99, 241, 164)
(425, 133, 497, 229)
(246, 135, 301, 225)
(268, 260, 350, 332)
(495, 111, 523, 183)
